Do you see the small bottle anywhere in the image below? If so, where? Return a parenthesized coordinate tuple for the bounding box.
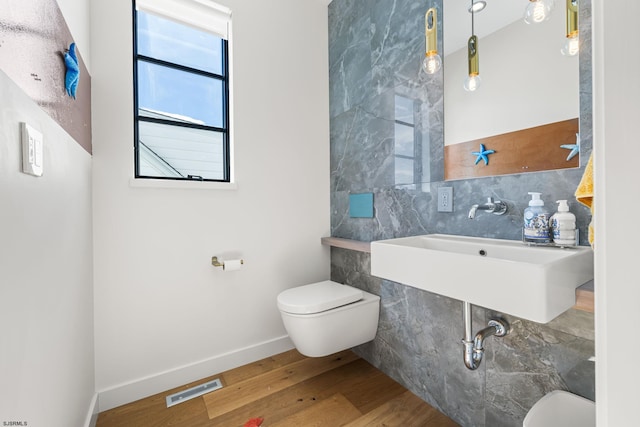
(524, 192, 551, 243)
(551, 200, 577, 246)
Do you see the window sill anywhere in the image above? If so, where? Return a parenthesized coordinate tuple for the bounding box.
(129, 178, 237, 190)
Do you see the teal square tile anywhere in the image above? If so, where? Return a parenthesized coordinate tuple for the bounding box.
(349, 193, 374, 218)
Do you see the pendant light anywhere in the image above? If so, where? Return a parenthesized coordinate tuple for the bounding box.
(561, 0, 579, 56)
(422, 7, 442, 74)
(469, 1, 486, 13)
(463, 1, 481, 92)
(524, 0, 554, 24)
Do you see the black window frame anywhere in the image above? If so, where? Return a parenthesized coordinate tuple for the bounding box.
(132, 2, 231, 182)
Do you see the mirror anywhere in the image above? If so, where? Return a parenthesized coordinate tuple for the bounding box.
(443, 0, 580, 180)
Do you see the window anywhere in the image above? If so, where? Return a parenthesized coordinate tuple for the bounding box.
(133, 0, 231, 182)
(394, 95, 424, 188)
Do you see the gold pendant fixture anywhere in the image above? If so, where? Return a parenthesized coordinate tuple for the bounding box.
(561, 0, 579, 56)
(422, 7, 442, 74)
(464, 1, 481, 91)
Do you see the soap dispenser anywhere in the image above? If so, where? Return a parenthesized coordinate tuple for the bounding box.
(551, 200, 577, 246)
(524, 192, 551, 243)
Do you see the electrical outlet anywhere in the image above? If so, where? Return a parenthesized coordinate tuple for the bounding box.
(437, 187, 453, 212)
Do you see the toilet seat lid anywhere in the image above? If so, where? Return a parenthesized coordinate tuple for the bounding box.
(523, 391, 595, 427)
(277, 281, 364, 314)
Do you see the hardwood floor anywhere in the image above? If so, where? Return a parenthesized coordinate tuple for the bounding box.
(96, 349, 459, 427)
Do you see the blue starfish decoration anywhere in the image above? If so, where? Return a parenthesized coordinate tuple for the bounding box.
(64, 42, 79, 99)
(472, 144, 495, 165)
(560, 133, 580, 161)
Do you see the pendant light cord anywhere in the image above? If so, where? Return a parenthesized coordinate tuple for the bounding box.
(471, 0, 475, 36)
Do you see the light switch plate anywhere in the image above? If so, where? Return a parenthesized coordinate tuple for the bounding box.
(437, 187, 453, 212)
(21, 122, 44, 177)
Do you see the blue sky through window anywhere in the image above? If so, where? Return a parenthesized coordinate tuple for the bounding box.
(136, 10, 224, 127)
(138, 61, 223, 127)
(137, 10, 223, 74)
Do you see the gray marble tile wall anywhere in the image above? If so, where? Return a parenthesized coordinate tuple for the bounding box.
(328, 1, 594, 426)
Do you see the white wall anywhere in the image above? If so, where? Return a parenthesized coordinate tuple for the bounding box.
(91, 0, 330, 410)
(593, 1, 640, 425)
(0, 72, 94, 427)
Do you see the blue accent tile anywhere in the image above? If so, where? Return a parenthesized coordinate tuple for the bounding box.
(349, 192, 374, 218)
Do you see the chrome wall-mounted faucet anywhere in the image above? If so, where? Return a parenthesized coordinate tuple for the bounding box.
(468, 197, 508, 219)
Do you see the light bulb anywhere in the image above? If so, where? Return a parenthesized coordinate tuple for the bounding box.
(464, 74, 482, 92)
(468, 1, 487, 13)
(524, 0, 551, 24)
(422, 53, 442, 74)
(561, 34, 579, 56)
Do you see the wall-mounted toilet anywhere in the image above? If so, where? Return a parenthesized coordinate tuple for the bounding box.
(277, 280, 380, 357)
(523, 390, 595, 427)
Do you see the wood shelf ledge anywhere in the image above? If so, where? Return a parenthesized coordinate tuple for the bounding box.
(321, 237, 594, 313)
(321, 237, 371, 253)
(575, 280, 594, 313)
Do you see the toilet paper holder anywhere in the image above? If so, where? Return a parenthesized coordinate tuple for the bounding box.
(211, 256, 244, 268)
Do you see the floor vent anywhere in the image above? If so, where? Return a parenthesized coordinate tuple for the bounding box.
(165, 378, 223, 407)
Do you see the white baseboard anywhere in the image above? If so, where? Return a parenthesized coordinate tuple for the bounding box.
(83, 393, 99, 427)
(97, 335, 294, 412)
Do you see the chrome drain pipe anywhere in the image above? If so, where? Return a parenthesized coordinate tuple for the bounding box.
(462, 301, 510, 370)
(462, 302, 477, 370)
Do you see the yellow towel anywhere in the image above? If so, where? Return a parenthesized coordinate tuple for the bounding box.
(575, 153, 594, 247)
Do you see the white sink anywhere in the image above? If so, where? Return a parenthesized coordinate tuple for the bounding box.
(370, 234, 594, 323)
